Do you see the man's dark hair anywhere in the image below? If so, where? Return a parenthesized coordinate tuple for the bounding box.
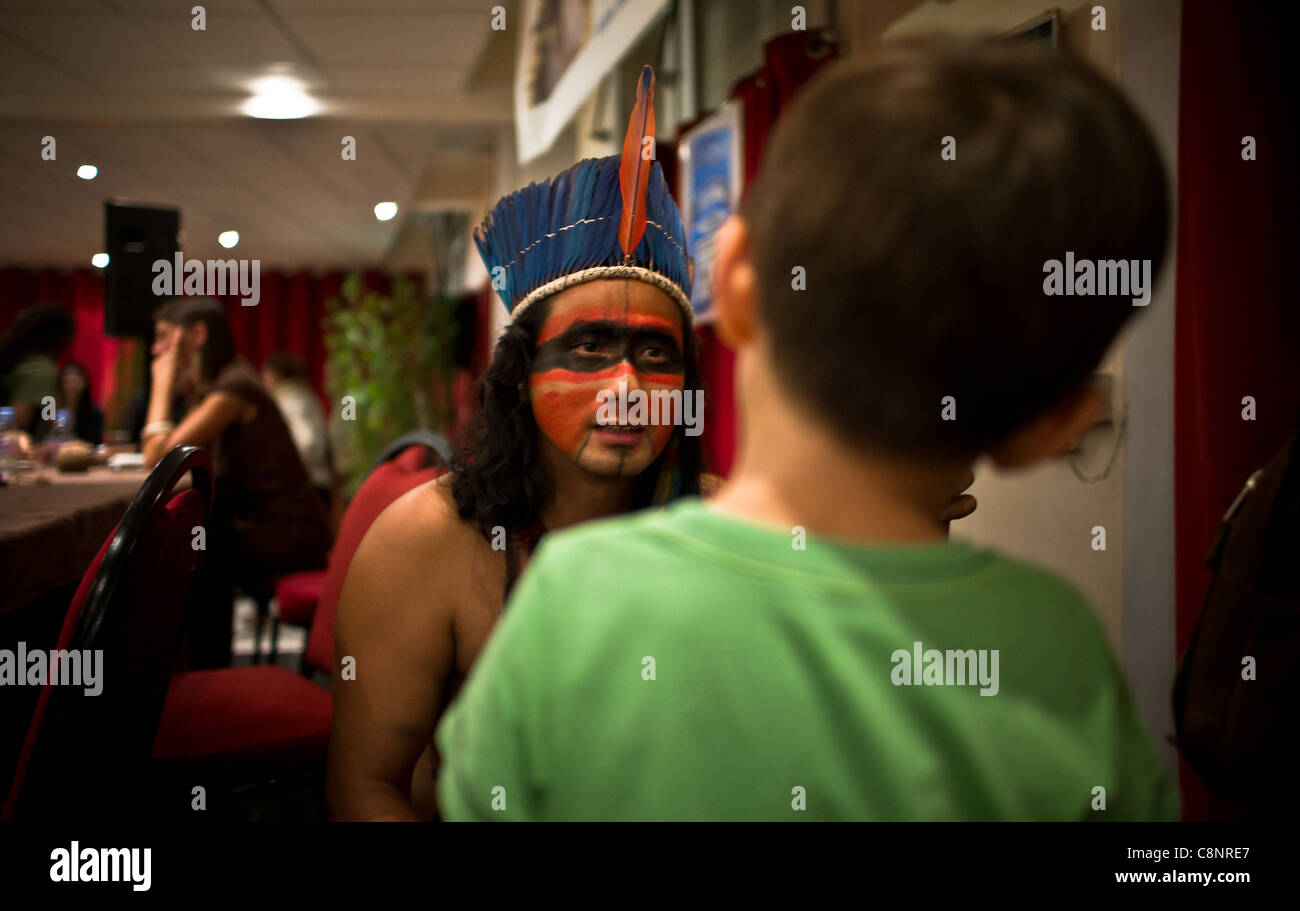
(153, 296, 236, 385)
(743, 37, 1169, 459)
(451, 292, 704, 555)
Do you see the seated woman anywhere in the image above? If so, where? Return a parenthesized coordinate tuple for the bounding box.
(57, 362, 104, 445)
(0, 302, 74, 439)
(261, 351, 334, 512)
(143, 297, 331, 669)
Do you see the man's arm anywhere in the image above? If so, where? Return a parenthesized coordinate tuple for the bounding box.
(326, 485, 456, 821)
(436, 549, 557, 821)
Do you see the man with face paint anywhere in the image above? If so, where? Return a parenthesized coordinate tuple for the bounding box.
(328, 66, 979, 821)
(530, 279, 687, 479)
(326, 67, 707, 821)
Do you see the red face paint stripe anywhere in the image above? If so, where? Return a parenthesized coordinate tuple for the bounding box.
(532, 367, 630, 385)
(635, 372, 686, 386)
(530, 372, 686, 392)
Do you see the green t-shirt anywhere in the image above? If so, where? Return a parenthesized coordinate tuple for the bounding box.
(436, 499, 1178, 821)
(3, 353, 57, 408)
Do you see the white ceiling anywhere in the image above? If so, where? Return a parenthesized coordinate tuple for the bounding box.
(0, 0, 514, 270)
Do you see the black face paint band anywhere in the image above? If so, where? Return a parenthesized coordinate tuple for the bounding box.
(532, 321, 685, 375)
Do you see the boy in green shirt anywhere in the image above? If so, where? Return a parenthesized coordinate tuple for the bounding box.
(437, 37, 1178, 821)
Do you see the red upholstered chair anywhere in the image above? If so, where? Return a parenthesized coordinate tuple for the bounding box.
(150, 434, 447, 816)
(259, 434, 452, 667)
(266, 568, 327, 667)
(2, 446, 213, 821)
(245, 567, 326, 668)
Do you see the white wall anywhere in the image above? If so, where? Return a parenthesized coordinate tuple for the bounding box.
(1117, 0, 1181, 774)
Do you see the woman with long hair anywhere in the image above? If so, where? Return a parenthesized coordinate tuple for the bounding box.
(56, 362, 104, 445)
(0, 302, 75, 437)
(145, 296, 331, 668)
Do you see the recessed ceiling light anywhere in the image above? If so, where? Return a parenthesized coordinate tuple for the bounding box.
(374, 202, 398, 221)
(242, 75, 319, 119)
(77, 165, 97, 180)
(91, 253, 109, 268)
(218, 231, 239, 249)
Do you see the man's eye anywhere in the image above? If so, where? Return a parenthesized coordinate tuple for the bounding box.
(573, 341, 602, 354)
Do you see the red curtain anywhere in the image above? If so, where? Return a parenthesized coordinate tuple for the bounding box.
(667, 30, 839, 478)
(216, 270, 355, 406)
(0, 267, 420, 422)
(1174, 0, 1300, 819)
(0, 268, 121, 414)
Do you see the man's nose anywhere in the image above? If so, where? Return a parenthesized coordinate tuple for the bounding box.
(619, 359, 644, 394)
(597, 361, 639, 411)
(599, 360, 637, 391)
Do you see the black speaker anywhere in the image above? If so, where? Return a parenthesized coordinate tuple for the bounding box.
(453, 291, 479, 368)
(104, 201, 179, 338)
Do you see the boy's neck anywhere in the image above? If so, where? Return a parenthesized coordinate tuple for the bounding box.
(714, 346, 966, 544)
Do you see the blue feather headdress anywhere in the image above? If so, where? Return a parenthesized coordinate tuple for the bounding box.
(475, 66, 693, 323)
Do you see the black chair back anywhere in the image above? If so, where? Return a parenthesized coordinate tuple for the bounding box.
(369, 430, 452, 475)
(5, 445, 213, 819)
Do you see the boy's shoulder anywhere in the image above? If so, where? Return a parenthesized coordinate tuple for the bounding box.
(527, 504, 1107, 631)
(533, 498, 701, 565)
(514, 500, 715, 630)
(538, 500, 1099, 605)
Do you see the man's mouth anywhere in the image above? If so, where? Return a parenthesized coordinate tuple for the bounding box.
(593, 423, 647, 444)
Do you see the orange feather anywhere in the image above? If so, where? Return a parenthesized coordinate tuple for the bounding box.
(618, 65, 656, 260)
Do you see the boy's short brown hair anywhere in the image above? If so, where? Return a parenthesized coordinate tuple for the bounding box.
(743, 37, 1169, 458)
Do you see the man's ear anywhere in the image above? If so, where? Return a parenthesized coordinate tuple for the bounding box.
(712, 215, 758, 350)
(988, 381, 1107, 470)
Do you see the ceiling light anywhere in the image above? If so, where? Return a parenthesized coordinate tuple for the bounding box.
(218, 231, 239, 249)
(242, 76, 319, 119)
(374, 202, 398, 221)
(91, 253, 109, 268)
(77, 165, 97, 180)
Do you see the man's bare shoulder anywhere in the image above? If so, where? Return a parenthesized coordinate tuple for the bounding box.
(340, 475, 484, 632)
(361, 472, 485, 562)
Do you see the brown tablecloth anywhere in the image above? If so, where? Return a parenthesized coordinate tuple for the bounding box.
(0, 467, 145, 614)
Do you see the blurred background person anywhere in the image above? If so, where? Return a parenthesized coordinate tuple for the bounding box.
(262, 350, 334, 512)
(0, 302, 75, 439)
(143, 296, 331, 668)
(56, 362, 103, 445)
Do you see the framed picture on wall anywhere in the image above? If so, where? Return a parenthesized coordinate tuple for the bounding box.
(1003, 9, 1062, 47)
(676, 100, 744, 324)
